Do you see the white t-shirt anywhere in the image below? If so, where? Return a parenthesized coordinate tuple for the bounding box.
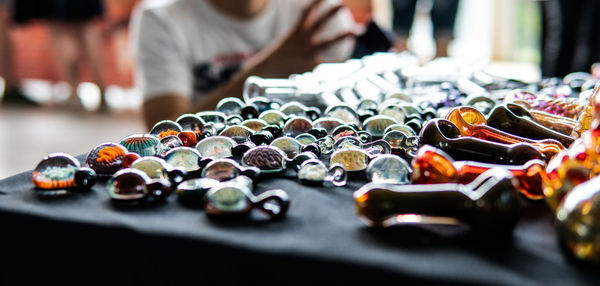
(131, 0, 355, 103)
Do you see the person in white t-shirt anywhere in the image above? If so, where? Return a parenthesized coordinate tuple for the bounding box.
(132, 0, 356, 127)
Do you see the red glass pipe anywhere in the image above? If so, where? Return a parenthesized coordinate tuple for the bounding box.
(446, 106, 565, 161)
(412, 145, 546, 199)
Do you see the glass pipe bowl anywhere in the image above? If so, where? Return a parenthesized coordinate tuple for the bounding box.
(32, 153, 96, 192)
(119, 134, 161, 157)
(86, 142, 128, 175)
(297, 159, 347, 187)
(366, 154, 411, 184)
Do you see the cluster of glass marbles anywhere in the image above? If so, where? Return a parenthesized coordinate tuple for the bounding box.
(31, 53, 600, 261)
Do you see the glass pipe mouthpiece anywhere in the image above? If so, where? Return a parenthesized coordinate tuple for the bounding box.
(419, 119, 544, 165)
(354, 168, 520, 235)
(556, 175, 600, 262)
(412, 145, 546, 199)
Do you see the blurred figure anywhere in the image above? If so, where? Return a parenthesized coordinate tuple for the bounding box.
(391, 0, 459, 58)
(132, 0, 356, 128)
(0, 0, 38, 105)
(48, 0, 107, 111)
(540, 0, 600, 78)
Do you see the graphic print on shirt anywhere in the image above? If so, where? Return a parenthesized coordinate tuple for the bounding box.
(192, 51, 254, 99)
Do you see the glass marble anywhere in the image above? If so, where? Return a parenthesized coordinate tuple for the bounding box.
(258, 109, 287, 127)
(216, 97, 245, 116)
(196, 136, 236, 159)
(164, 147, 202, 171)
(130, 156, 170, 180)
(241, 119, 268, 132)
(556, 175, 600, 262)
(32, 153, 96, 191)
(86, 142, 128, 174)
(119, 134, 161, 157)
(149, 120, 183, 139)
(363, 115, 399, 138)
(282, 117, 313, 137)
(201, 159, 259, 181)
(366, 155, 411, 184)
(219, 125, 254, 144)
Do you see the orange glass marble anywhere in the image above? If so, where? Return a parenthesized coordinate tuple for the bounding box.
(412, 145, 546, 199)
(446, 106, 565, 161)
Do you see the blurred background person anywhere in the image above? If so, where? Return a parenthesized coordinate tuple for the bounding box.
(132, 0, 356, 128)
(391, 0, 459, 58)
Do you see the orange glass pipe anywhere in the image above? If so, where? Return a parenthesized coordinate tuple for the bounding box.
(446, 106, 565, 161)
(412, 145, 546, 199)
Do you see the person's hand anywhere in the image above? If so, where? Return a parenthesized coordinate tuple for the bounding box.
(250, 0, 355, 77)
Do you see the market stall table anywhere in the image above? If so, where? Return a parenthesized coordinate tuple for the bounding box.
(0, 154, 597, 285)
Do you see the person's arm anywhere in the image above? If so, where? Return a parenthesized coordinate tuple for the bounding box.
(139, 0, 355, 128)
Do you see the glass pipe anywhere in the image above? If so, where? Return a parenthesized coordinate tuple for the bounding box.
(163, 147, 203, 172)
(282, 116, 313, 137)
(312, 117, 344, 135)
(204, 176, 289, 220)
(382, 130, 419, 158)
(446, 106, 565, 161)
(362, 115, 399, 138)
(463, 93, 497, 115)
(215, 97, 260, 119)
(32, 153, 96, 195)
(420, 119, 544, 165)
(279, 101, 321, 121)
(201, 158, 260, 182)
(176, 114, 215, 138)
(297, 159, 347, 187)
(241, 119, 268, 132)
(366, 155, 412, 184)
(325, 104, 361, 127)
(241, 146, 316, 174)
(176, 177, 220, 204)
(270, 137, 320, 159)
(158, 135, 183, 157)
(353, 169, 520, 235)
(119, 134, 161, 157)
(195, 136, 237, 159)
(219, 125, 254, 144)
(86, 142, 129, 175)
(107, 168, 171, 204)
(333, 136, 391, 155)
(528, 109, 580, 137)
(555, 175, 600, 262)
(150, 120, 183, 139)
(412, 145, 546, 199)
(486, 104, 575, 147)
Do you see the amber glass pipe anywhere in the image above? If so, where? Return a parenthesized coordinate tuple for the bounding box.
(412, 145, 546, 199)
(354, 169, 520, 234)
(446, 106, 565, 161)
(487, 104, 575, 147)
(419, 119, 544, 165)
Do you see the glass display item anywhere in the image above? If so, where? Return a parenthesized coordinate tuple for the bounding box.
(463, 94, 496, 115)
(246, 96, 281, 113)
(32, 153, 96, 193)
(219, 125, 254, 143)
(330, 148, 384, 172)
(119, 134, 161, 157)
(201, 158, 260, 181)
(382, 130, 419, 158)
(107, 168, 171, 204)
(204, 176, 289, 220)
(297, 159, 347, 187)
(504, 89, 590, 120)
(270, 137, 320, 159)
(419, 119, 544, 165)
(555, 175, 600, 262)
(242, 146, 316, 174)
(378, 102, 407, 123)
(176, 114, 206, 133)
(333, 136, 391, 155)
(282, 116, 313, 137)
(196, 136, 237, 159)
(366, 154, 411, 184)
(258, 109, 287, 127)
(353, 169, 520, 235)
(486, 104, 575, 147)
(216, 97, 245, 116)
(528, 110, 580, 137)
(196, 111, 228, 132)
(315, 135, 335, 155)
(279, 101, 320, 121)
(362, 115, 399, 138)
(384, 123, 417, 137)
(177, 131, 197, 147)
(241, 119, 268, 132)
(130, 156, 187, 184)
(332, 124, 370, 143)
(312, 117, 344, 135)
(446, 106, 565, 161)
(325, 104, 361, 127)
(149, 120, 183, 139)
(86, 142, 129, 175)
(412, 145, 546, 199)
(163, 147, 203, 172)
(176, 177, 220, 204)
(158, 135, 183, 157)
(295, 133, 317, 145)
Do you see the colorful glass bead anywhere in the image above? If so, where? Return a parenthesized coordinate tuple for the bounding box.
(271, 137, 303, 159)
(366, 154, 411, 184)
(295, 133, 317, 145)
(119, 134, 161, 157)
(32, 153, 96, 192)
(86, 142, 128, 174)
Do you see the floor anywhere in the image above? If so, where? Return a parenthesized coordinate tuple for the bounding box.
(0, 105, 144, 179)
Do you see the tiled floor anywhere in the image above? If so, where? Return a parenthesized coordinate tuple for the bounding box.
(0, 106, 144, 179)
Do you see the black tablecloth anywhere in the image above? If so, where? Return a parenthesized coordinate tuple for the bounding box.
(0, 155, 597, 284)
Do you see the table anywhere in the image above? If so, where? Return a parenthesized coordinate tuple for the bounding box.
(0, 154, 597, 285)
